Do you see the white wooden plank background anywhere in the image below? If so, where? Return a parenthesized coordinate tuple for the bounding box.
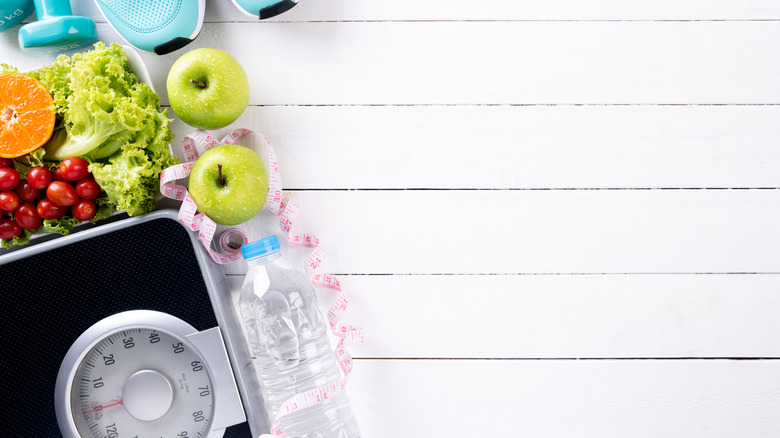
(229, 273, 780, 359)
(2, 0, 780, 436)
(6, 22, 780, 105)
(167, 105, 780, 190)
(348, 360, 780, 437)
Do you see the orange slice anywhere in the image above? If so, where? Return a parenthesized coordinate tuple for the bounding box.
(0, 73, 56, 159)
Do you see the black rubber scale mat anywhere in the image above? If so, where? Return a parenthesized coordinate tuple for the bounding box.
(0, 216, 251, 437)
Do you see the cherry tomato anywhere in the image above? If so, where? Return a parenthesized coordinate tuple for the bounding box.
(46, 181, 79, 207)
(52, 166, 68, 182)
(0, 191, 19, 211)
(0, 167, 20, 191)
(0, 218, 21, 240)
(37, 198, 67, 220)
(59, 157, 90, 181)
(14, 180, 41, 203)
(14, 203, 42, 230)
(72, 199, 96, 221)
(0, 158, 11, 168)
(75, 178, 101, 200)
(26, 166, 53, 190)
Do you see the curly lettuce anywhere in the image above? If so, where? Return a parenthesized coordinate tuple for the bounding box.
(2, 42, 177, 248)
(90, 120, 177, 216)
(33, 42, 176, 212)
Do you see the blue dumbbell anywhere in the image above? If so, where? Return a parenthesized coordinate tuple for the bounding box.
(0, 0, 34, 33)
(18, 0, 97, 54)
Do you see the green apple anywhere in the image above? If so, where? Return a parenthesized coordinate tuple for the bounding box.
(188, 144, 268, 225)
(166, 48, 250, 130)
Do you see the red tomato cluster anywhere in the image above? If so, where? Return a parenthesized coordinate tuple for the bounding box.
(0, 157, 102, 240)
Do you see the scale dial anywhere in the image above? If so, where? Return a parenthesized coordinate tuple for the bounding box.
(56, 310, 245, 438)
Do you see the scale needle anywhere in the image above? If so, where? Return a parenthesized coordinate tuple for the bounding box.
(84, 400, 123, 414)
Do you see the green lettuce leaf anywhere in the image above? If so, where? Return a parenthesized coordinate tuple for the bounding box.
(32, 42, 165, 162)
(39, 216, 82, 236)
(90, 124, 177, 216)
(0, 229, 31, 249)
(33, 42, 177, 217)
(1, 63, 19, 74)
(12, 148, 49, 179)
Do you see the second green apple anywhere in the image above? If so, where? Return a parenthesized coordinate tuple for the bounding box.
(167, 48, 249, 130)
(188, 144, 268, 225)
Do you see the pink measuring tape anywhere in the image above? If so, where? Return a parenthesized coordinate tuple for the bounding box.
(159, 129, 364, 438)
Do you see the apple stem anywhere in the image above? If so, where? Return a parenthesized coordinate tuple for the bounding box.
(189, 78, 207, 88)
(218, 164, 226, 187)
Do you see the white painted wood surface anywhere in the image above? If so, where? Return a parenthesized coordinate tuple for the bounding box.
(2, 1, 780, 436)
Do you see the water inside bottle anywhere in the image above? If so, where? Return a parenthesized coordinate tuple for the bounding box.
(238, 245, 361, 437)
(241, 263, 326, 371)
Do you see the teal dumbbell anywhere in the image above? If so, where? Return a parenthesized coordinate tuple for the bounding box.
(18, 0, 97, 53)
(0, 0, 34, 32)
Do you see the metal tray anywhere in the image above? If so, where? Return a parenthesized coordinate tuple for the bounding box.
(0, 209, 269, 437)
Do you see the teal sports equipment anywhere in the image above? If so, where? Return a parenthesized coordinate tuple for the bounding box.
(0, 0, 34, 33)
(231, 0, 298, 19)
(17, 0, 97, 53)
(93, 0, 205, 55)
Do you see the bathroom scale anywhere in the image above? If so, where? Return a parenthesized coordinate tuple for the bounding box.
(0, 209, 269, 437)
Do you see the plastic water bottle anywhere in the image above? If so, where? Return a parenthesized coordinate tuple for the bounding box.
(238, 235, 361, 438)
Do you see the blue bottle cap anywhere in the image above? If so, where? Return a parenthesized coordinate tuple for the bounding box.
(241, 235, 281, 260)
